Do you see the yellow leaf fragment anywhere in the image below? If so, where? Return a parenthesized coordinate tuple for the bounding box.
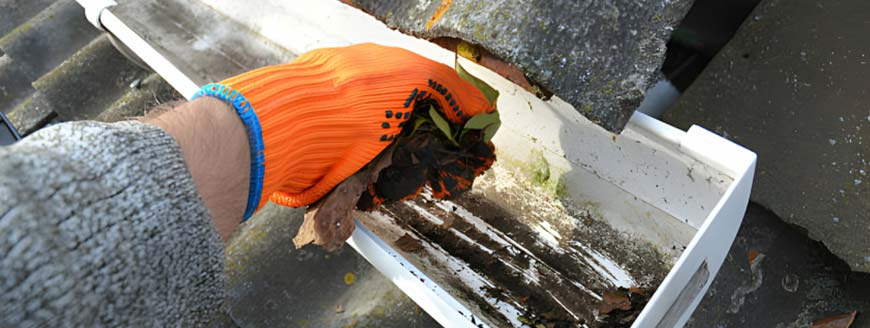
(344, 272, 356, 285)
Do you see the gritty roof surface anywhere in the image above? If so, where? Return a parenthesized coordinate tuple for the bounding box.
(350, 0, 693, 133)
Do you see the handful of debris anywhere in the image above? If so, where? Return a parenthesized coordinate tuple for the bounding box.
(598, 287, 652, 327)
(293, 61, 501, 251)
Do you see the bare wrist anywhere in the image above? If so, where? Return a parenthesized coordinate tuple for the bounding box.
(145, 97, 250, 241)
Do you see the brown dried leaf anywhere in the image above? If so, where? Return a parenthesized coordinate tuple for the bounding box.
(628, 287, 646, 296)
(440, 214, 456, 229)
(619, 313, 638, 325)
(395, 233, 424, 252)
(748, 249, 760, 265)
(477, 54, 533, 91)
(293, 146, 396, 251)
(811, 311, 857, 328)
(598, 291, 632, 315)
(430, 37, 534, 93)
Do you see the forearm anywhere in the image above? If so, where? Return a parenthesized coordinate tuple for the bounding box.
(0, 121, 224, 326)
(144, 97, 250, 240)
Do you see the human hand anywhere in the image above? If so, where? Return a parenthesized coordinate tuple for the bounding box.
(193, 43, 497, 221)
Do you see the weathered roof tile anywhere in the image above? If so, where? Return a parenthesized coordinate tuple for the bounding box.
(0, 0, 57, 36)
(350, 0, 692, 132)
(0, 1, 177, 135)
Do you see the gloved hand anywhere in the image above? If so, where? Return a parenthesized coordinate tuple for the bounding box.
(192, 43, 496, 221)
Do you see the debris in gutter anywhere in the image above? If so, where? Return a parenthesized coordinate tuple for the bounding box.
(431, 38, 554, 100)
(728, 251, 766, 314)
(597, 287, 652, 327)
(344, 272, 357, 286)
(292, 145, 396, 251)
(748, 248, 760, 265)
(295, 56, 500, 252)
(395, 233, 424, 252)
(598, 291, 632, 315)
(811, 311, 857, 328)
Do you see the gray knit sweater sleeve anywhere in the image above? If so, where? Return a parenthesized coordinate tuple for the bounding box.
(0, 121, 225, 327)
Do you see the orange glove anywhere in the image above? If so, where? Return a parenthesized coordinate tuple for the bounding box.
(192, 43, 495, 220)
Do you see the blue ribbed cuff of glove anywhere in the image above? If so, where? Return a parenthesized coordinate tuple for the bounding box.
(192, 83, 265, 221)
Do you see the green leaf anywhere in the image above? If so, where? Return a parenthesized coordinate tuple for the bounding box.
(455, 62, 499, 106)
(463, 111, 500, 130)
(410, 117, 429, 136)
(456, 40, 479, 62)
(429, 106, 458, 146)
(459, 110, 500, 140)
(517, 315, 534, 325)
(482, 121, 500, 143)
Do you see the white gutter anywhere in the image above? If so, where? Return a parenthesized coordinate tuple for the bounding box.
(76, 0, 200, 99)
(74, 2, 757, 327)
(73, 4, 484, 327)
(347, 221, 488, 327)
(75, 0, 115, 31)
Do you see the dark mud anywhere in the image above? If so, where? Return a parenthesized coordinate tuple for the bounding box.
(377, 184, 671, 327)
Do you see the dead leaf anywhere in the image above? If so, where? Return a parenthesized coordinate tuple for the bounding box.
(748, 249, 760, 265)
(619, 313, 638, 325)
(541, 311, 561, 321)
(811, 311, 857, 328)
(293, 145, 396, 251)
(598, 291, 632, 315)
(440, 213, 456, 229)
(431, 37, 535, 93)
(425, 0, 453, 31)
(628, 287, 646, 296)
(517, 316, 534, 325)
(456, 40, 480, 62)
(344, 272, 357, 285)
(478, 54, 534, 92)
(395, 233, 424, 252)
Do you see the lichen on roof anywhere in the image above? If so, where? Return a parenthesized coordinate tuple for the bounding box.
(350, 0, 693, 133)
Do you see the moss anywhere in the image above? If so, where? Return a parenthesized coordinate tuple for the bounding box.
(553, 176, 568, 198)
(529, 150, 551, 186)
(473, 24, 486, 41)
(19, 23, 33, 34)
(601, 80, 617, 96)
(224, 221, 269, 275)
(107, 90, 141, 110)
(371, 306, 386, 317)
(512, 149, 568, 199)
(32, 43, 93, 91)
(9, 95, 35, 116)
(0, 22, 33, 46)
